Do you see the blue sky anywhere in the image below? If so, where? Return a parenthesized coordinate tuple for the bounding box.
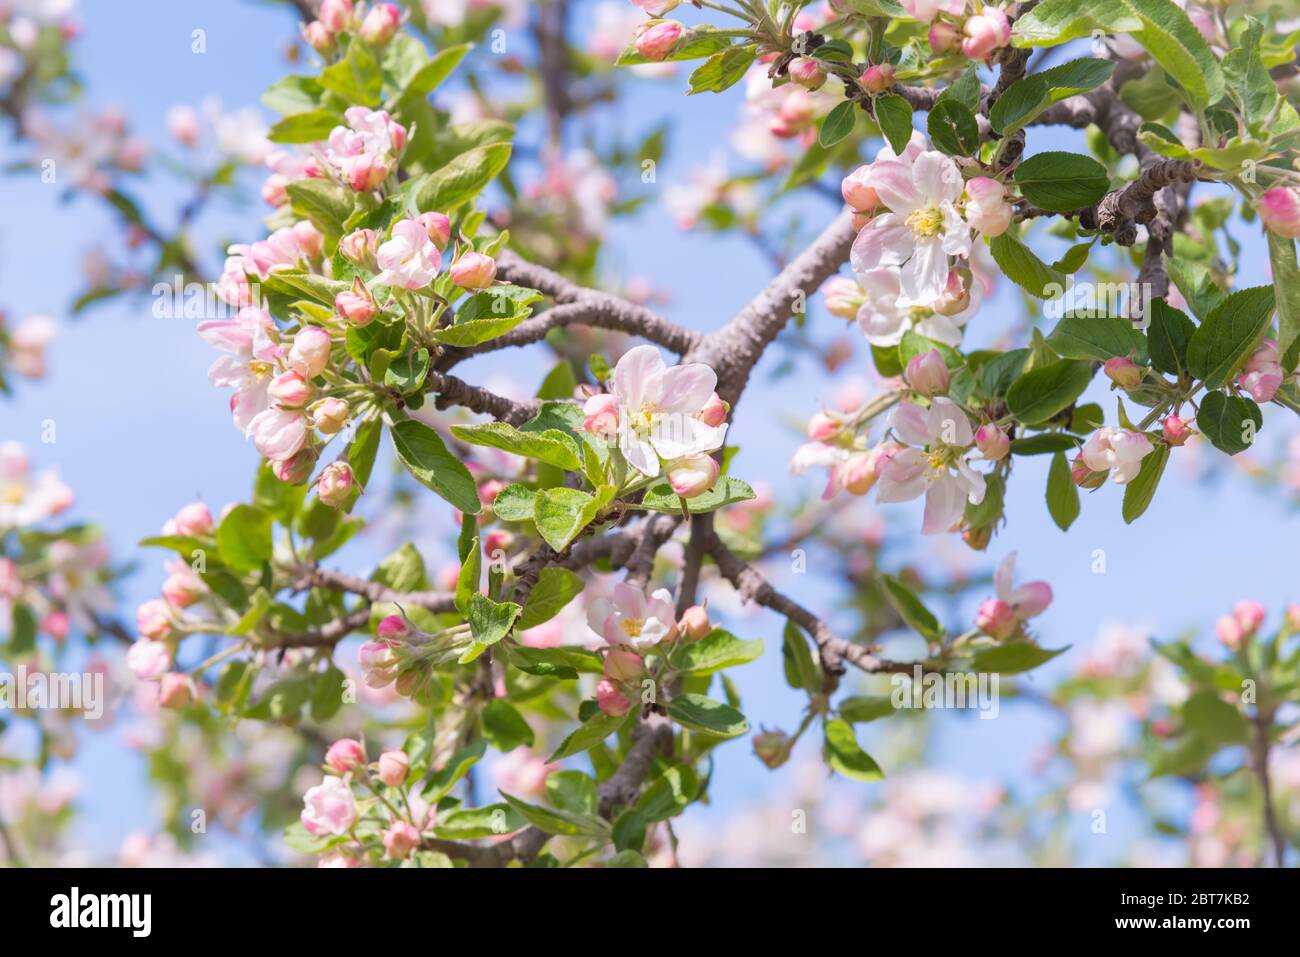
(3, 0, 1297, 864)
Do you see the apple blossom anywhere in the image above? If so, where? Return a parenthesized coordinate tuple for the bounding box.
(325, 738, 367, 773)
(841, 165, 880, 215)
(975, 599, 1017, 639)
(991, 552, 1053, 621)
(377, 217, 441, 289)
(1080, 427, 1154, 485)
(267, 370, 311, 408)
(161, 568, 204, 608)
(929, 20, 961, 54)
(288, 325, 332, 379)
(377, 614, 412, 642)
(876, 398, 986, 534)
(1255, 187, 1300, 239)
(301, 776, 357, 837)
(303, 20, 334, 53)
(806, 411, 842, 442)
(172, 501, 213, 537)
(249, 407, 309, 462)
(1237, 339, 1283, 403)
(975, 423, 1010, 461)
(158, 673, 195, 710)
(483, 528, 513, 556)
(1103, 356, 1143, 390)
(317, 462, 354, 507)
(273, 447, 317, 484)
(312, 397, 349, 434)
(1161, 415, 1192, 446)
(905, 348, 949, 396)
(679, 605, 710, 641)
(604, 345, 727, 477)
(588, 583, 677, 650)
(667, 453, 720, 498)
(962, 7, 1011, 60)
(631, 0, 681, 14)
(634, 20, 684, 61)
(858, 63, 896, 94)
(604, 648, 645, 682)
(963, 177, 1012, 237)
(360, 2, 401, 44)
(449, 251, 497, 289)
(335, 279, 377, 326)
(699, 392, 728, 427)
(317, 0, 353, 32)
(359, 639, 400, 688)
(339, 228, 379, 269)
(595, 678, 632, 716)
(851, 149, 974, 303)
(416, 211, 452, 250)
(789, 57, 827, 91)
(582, 392, 620, 437)
(823, 276, 868, 319)
(137, 598, 173, 641)
(378, 750, 409, 787)
(126, 638, 173, 680)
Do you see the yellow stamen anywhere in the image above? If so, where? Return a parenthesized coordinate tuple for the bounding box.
(905, 206, 944, 239)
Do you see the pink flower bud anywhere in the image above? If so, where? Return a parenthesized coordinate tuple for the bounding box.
(449, 252, 497, 290)
(840, 165, 880, 214)
(929, 20, 961, 54)
(158, 673, 195, 710)
(301, 777, 357, 837)
(905, 348, 950, 396)
(858, 63, 896, 94)
(268, 370, 312, 408)
(963, 176, 1013, 237)
(303, 20, 334, 53)
(137, 599, 173, 641)
(975, 598, 1016, 640)
(359, 640, 399, 688)
(335, 280, 376, 326)
(1103, 356, 1143, 390)
(1240, 369, 1283, 403)
(166, 105, 200, 146)
(127, 639, 173, 680)
(1161, 415, 1191, 446)
(382, 821, 421, 859)
(272, 447, 317, 485)
(806, 411, 841, 442)
(975, 423, 1010, 461)
(822, 276, 867, 319)
(789, 56, 827, 91)
(634, 20, 684, 61)
(604, 649, 645, 682)
(699, 392, 728, 427)
(312, 397, 349, 435)
(962, 9, 1011, 60)
(1216, 614, 1246, 650)
(483, 529, 514, 557)
(1255, 187, 1300, 239)
(325, 737, 367, 774)
(360, 2, 401, 44)
(378, 749, 409, 787)
(753, 729, 793, 769)
(173, 501, 213, 537)
(339, 229, 378, 269)
(317, 0, 353, 33)
(596, 678, 631, 717)
(679, 605, 710, 640)
(377, 614, 411, 642)
(161, 572, 204, 608)
(667, 453, 720, 498)
(1071, 454, 1107, 490)
(842, 448, 884, 495)
(1232, 600, 1266, 635)
(416, 211, 451, 251)
(582, 392, 620, 436)
(317, 462, 354, 507)
(289, 325, 333, 379)
(479, 479, 507, 507)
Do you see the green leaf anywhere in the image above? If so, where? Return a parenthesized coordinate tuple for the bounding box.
(1197, 390, 1261, 456)
(1046, 451, 1081, 531)
(533, 486, 602, 551)
(492, 483, 536, 522)
(1166, 257, 1223, 322)
(546, 770, 598, 816)
(822, 718, 884, 782)
(879, 575, 943, 642)
(451, 422, 581, 471)
(373, 542, 428, 592)
(664, 693, 749, 738)
(435, 804, 525, 839)
(688, 44, 757, 95)
(989, 58, 1116, 134)
(1267, 234, 1300, 371)
(838, 695, 898, 723)
(461, 593, 521, 662)
(394, 43, 470, 108)
(391, 419, 481, 515)
(1046, 316, 1146, 361)
(320, 40, 382, 106)
(615, 25, 734, 65)
(507, 644, 601, 680)
(971, 642, 1069, 674)
(423, 741, 486, 803)
(873, 94, 914, 156)
(454, 537, 480, 616)
(1009, 433, 1078, 455)
(1006, 358, 1092, 424)
(638, 476, 755, 514)
(1222, 18, 1277, 133)
(547, 712, 628, 761)
(267, 109, 342, 144)
(927, 100, 979, 156)
(284, 180, 355, 237)
(989, 232, 1067, 299)
(216, 505, 272, 573)
(782, 621, 822, 694)
(819, 100, 857, 148)
(482, 699, 534, 750)
(1146, 297, 1195, 377)
(1182, 689, 1248, 745)
(636, 766, 699, 822)
(1122, 443, 1168, 523)
(667, 629, 764, 675)
(612, 810, 646, 853)
(517, 567, 584, 630)
(1185, 285, 1276, 388)
(431, 284, 541, 347)
(499, 792, 607, 837)
(414, 142, 512, 212)
(384, 347, 429, 394)
(1013, 151, 1110, 212)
